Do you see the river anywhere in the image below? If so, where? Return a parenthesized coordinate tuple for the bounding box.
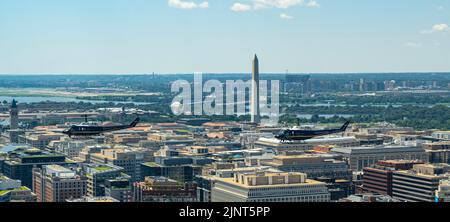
(0, 96, 154, 105)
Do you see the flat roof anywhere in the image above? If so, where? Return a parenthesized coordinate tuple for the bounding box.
(215, 177, 325, 189)
(332, 145, 424, 154)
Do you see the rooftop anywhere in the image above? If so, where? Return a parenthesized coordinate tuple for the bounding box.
(332, 145, 424, 154)
(216, 177, 324, 189)
(257, 137, 358, 145)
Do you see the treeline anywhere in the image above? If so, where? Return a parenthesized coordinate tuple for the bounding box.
(76, 95, 172, 104)
(282, 93, 450, 106)
(282, 105, 450, 130)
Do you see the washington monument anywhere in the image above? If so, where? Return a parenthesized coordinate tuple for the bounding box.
(251, 54, 261, 124)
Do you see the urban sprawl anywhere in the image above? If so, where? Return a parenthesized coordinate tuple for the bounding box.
(1, 67, 450, 203)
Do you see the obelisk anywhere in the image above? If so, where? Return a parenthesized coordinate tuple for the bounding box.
(251, 54, 261, 124)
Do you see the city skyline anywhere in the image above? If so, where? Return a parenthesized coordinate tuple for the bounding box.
(1, 0, 450, 74)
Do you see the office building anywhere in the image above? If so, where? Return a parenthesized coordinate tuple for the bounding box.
(424, 141, 450, 164)
(362, 160, 423, 196)
(89, 147, 153, 181)
(18, 131, 63, 149)
(332, 145, 427, 171)
(141, 162, 202, 183)
(133, 176, 197, 202)
(0, 174, 36, 202)
(32, 165, 87, 202)
(211, 172, 330, 202)
(50, 138, 95, 159)
(315, 177, 354, 201)
(104, 176, 133, 202)
(83, 163, 125, 197)
(392, 164, 450, 202)
(261, 154, 352, 180)
(255, 137, 360, 153)
(1, 147, 66, 188)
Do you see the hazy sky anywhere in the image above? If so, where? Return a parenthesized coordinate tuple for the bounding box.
(0, 0, 449, 74)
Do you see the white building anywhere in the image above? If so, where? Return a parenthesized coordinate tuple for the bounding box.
(254, 137, 360, 152)
(50, 138, 96, 159)
(211, 171, 330, 202)
(332, 145, 427, 171)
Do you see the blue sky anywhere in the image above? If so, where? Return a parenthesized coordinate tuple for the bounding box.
(0, 0, 449, 74)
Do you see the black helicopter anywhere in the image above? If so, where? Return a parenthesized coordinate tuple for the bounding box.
(275, 121, 350, 142)
(62, 115, 140, 137)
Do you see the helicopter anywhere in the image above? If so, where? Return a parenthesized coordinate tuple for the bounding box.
(62, 115, 140, 137)
(275, 120, 350, 142)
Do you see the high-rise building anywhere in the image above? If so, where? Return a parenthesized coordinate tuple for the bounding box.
(133, 176, 197, 202)
(362, 160, 423, 196)
(392, 164, 450, 202)
(251, 54, 260, 124)
(32, 165, 87, 202)
(1, 147, 66, 188)
(83, 163, 126, 197)
(211, 171, 330, 202)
